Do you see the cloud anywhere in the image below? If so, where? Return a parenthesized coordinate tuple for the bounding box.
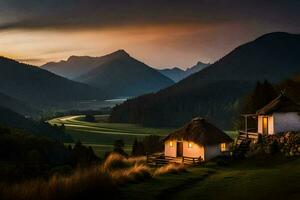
(0, 0, 299, 31)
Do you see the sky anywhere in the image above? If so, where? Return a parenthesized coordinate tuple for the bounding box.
(0, 0, 299, 69)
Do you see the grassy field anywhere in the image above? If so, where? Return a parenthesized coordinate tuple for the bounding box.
(48, 115, 175, 156)
(120, 156, 300, 200)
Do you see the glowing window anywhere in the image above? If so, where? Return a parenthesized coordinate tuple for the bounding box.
(221, 143, 226, 152)
(169, 141, 173, 147)
(188, 142, 193, 148)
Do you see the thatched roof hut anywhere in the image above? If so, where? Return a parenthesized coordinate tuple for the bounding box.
(163, 117, 233, 145)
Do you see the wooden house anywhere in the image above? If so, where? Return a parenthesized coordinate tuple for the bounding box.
(163, 117, 233, 161)
(240, 92, 300, 137)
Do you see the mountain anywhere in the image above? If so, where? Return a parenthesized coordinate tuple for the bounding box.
(43, 50, 174, 97)
(185, 61, 209, 77)
(0, 56, 105, 107)
(158, 62, 209, 82)
(42, 51, 132, 80)
(158, 67, 186, 82)
(76, 50, 174, 97)
(0, 92, 39, 117)
(110, 32, 300, 129)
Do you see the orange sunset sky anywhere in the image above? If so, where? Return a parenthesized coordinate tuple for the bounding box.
(0, 0, 299, 68)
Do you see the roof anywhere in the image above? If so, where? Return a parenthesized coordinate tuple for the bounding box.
(163, 117, 233, 145)
(256, 92, 300, 115)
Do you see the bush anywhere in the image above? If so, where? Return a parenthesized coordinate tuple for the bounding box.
(102, 153, 131, 171)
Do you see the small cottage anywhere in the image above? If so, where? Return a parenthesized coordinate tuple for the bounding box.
(163, 117, 233, 161)
(241, 92, 300, 136)
(256, 92, 300, 134)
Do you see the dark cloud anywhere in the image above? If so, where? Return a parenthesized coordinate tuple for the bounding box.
(0, 0, 299, 31)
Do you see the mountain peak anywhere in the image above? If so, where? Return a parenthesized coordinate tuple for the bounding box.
(110, 49, 130, 57)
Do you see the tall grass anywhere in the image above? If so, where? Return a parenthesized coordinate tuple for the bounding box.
(0, 166, 114, 200)
(0, 153, 186, 200)
(154, 163, 186, 176)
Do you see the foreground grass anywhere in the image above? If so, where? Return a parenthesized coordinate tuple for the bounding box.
(0, 154, 186, 200)
(120, 156, 300, 200)
(48, 115, 174, 156)
(1, 153, 298, 200)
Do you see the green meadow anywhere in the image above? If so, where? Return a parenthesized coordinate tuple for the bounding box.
(120, 156, 300, 200)
(48, 115, 174, 156)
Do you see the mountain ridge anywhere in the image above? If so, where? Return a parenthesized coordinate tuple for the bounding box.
(110, 32, 300, 129)
(158, 61, 209, 82)
(0, 56, 105, 107)
(43, 50, 175, 98)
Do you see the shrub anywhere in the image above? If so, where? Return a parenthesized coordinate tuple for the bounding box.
(102, 153, 131, 171)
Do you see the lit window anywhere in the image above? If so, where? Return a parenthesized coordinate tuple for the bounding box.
(220, 143, 226, 152)
(188, 142, 193, 148)
(169, 141, 173, 147)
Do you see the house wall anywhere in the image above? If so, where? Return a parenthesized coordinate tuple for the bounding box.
(204, 143, 230, 161)
(273, 112, 300, 133)
(164, 140, 204, 158)
(165, 140, 230, 161)
(164, 140, 177, 157)
(182, 141, 204, 159)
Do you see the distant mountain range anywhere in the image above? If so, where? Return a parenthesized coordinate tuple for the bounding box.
(42, 50, 174, 97)
(158, 61, 209, 82)
(110, 32, 300, 129)
(0, 57, 104, 108)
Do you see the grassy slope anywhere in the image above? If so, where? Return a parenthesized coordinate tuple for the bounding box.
(48, 115, 174, 156)
(120, 157, 300, 200)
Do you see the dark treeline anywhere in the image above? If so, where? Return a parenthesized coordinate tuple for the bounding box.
(0, 106, 72, 142)
(110, 80, 255, 129)
(131, 135, 163, 156)
(0, 126, 98, 183)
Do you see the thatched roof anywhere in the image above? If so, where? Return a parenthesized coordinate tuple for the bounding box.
(163, 117, 233, 145)
(256, 92, 300, 115)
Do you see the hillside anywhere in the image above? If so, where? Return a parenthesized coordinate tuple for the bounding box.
(0, 57, 105, 107)
(75, 50, 174, 97)
(0, 92, 39, 117)
(0, 106, 72, 141)
(110, 32, 300, 129)
(159, 62, 209, 82)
